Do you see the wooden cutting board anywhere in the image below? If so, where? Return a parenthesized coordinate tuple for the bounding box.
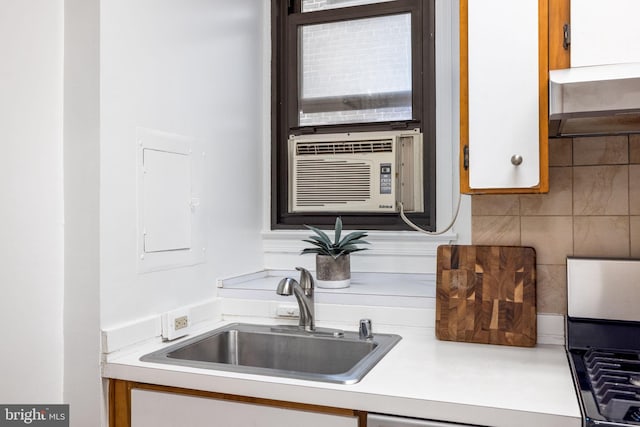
(436, 245, 537, 347)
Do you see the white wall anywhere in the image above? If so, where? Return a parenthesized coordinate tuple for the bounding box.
(100, 0, 266, 329)
(0, 0, 64, 402)
(64, 0, 102, 425)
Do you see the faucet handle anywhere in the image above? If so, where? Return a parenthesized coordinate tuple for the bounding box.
(295, 267, 314, 292)
(359, 318, 373, 340)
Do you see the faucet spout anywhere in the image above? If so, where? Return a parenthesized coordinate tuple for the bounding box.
(276, 267, 315, 331)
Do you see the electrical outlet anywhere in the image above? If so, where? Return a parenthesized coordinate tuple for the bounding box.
(162, 308, 191, 341)
(174, 315, 189, 331)
(276, 304, 300, 318)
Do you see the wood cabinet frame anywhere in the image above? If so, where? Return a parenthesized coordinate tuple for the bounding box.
(109, 379, 367, 427)
(460, 0, 550, 194)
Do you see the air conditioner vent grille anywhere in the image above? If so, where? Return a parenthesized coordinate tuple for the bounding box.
(295, 159, 371, 206)
(296, 140, 393, 156)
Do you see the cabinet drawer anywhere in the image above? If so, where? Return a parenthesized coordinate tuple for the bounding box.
(368, 413, 476, 427)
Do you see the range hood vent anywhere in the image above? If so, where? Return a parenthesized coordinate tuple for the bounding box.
(549, 63, 640, 137)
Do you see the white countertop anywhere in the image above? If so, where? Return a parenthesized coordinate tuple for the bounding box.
(103, 318, 582, 427)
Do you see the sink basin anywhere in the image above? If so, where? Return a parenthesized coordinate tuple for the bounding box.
(140, 323, 401, 384)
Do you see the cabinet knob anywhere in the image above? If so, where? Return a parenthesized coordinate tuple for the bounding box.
(511, 155, 523, 166)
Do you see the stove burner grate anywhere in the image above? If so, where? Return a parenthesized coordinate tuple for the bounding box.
(628, 407, 640, 423)
(583, 349, 640, 424)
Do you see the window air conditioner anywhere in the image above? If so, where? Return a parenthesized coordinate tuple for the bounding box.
(288, 130, 423, 213)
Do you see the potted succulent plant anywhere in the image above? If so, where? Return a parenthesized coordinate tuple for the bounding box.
(301, 217, 369, 288)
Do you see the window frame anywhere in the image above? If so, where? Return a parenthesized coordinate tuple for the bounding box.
(271, 0, 436, 230)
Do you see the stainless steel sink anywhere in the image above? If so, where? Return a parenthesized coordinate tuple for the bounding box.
(140, 323, 401, 384)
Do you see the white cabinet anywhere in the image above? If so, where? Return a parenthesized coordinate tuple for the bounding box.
(368, 413, 476, 426)
(571, 0, 640, 67)
(460, 0, 548, 194)
(130, 389, 359, 427)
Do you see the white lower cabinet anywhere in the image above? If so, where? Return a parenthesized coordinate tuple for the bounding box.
(368, 413, 475, 427)
(130, 389, 359, 427)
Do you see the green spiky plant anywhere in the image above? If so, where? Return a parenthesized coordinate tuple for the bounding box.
(301, 217, 369, 259)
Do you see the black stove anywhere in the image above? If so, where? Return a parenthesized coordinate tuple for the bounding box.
(566, 258, 640, 427)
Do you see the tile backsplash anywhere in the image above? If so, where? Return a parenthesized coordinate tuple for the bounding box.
(471, 134, 640, 314)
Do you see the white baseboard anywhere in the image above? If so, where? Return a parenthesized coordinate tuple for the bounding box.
(101, 297, 565, 355)
(101, 299, 222, 354)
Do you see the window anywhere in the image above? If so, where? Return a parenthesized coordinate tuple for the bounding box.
(299, 13, 412, 126)
(271, 0, 435, 230)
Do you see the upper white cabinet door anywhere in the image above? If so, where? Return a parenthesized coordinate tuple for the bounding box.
(130, 389, 359, 427)
(571, 0, 640, 67)
(466, 0, 541, 190)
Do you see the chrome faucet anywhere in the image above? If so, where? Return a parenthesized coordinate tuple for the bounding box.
(276, 267, 315, 331)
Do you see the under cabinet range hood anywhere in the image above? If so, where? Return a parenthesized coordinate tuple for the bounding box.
(549, 62, 640, 136)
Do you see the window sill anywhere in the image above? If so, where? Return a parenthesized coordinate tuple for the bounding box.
(217, 269, 436, 309)
(261, 229, 457, 256)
